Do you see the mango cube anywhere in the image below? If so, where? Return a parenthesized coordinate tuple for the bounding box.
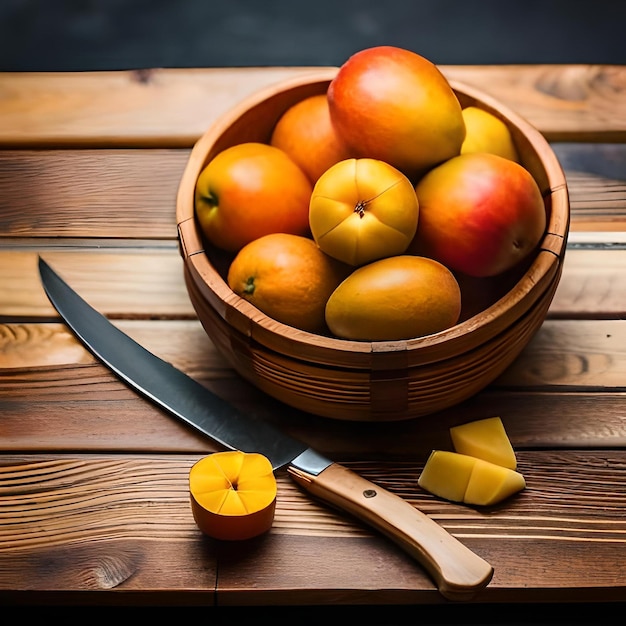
(417, 450, 475, 502)
(464, 458, 526, 506)
(418, 450, 525, 506)
(450, 416, 517, 470)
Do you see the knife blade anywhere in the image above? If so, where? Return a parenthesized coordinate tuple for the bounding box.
(38, 256, 493, 600)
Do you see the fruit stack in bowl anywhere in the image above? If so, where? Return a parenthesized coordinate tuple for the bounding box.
(176, 45, 569, 422)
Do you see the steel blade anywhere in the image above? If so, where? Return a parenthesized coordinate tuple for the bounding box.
(38, 257, 310, 470)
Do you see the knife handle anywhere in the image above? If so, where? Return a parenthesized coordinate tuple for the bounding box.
(288, 461, 493, 601)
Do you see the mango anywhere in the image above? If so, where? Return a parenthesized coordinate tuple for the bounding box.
(189, 450, 277, 540)
(418, 450, 525, 506)
(460, 106, 520, 162)
(325, 255, 461, 341)
(417, 450, 476, 503)
(450, 416, 517, 470)
(464, 457, 526, 506)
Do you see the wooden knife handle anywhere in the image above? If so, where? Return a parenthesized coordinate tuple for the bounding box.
(288, 461, 493, 601)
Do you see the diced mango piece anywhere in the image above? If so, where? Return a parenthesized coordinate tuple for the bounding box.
(450, 416, 517, 470)
(464, 458, 526, 506)
(418, 450, 525, 506)
(417, 450, 476, 502)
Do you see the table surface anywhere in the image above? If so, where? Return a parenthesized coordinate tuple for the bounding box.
(1, 64, 625, 612)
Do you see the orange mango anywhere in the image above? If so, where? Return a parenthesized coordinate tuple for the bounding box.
(189, 450, 277, 541)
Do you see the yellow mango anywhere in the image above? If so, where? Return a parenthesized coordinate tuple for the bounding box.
(464, 458, 526, 506)
(418, 450, 525, 506)
(460, 106, 520, 162)
(450, 416, 517, 470)
(417, 450, 476, 502)
(325, 255, 461, 341)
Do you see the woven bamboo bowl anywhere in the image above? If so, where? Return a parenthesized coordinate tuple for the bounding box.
(176, 68, 569, 422)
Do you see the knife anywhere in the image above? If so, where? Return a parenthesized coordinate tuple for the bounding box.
(38, 256, 493, 600)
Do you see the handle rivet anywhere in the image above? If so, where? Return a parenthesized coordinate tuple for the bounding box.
(363, 489, 377, 498)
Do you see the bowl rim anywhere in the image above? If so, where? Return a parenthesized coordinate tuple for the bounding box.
(176, 70, 570, 359)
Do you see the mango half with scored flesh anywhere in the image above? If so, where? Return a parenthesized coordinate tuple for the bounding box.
(418, 450, 525, 507)
(189, 450, 277, 540)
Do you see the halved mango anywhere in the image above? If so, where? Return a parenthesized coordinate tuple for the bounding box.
(418, 450, 525, 506)
(189, 450, 277, 541)
(450, 416, 517, 470)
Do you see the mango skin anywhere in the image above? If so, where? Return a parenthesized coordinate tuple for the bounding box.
(309, 158, 419, 267)
(460, 106, 520, 162)
(411, 152, 546, 277)
(328, 45, 465, 179)
(189, 451, 277, 541)
(325, 255, 461, 341)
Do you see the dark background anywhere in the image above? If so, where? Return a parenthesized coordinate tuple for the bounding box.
(1, 0, 625, 71)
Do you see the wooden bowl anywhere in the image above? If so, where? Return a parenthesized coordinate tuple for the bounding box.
(176, 69, 569, 422)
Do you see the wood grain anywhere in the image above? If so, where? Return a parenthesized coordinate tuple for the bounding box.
(443, 65, 626, 142)
(1, 147, 623, 244)
(548, 248, 626, 317)
(2, 321, 626, 456)
(0, 250, 194, 318)
(563, 172, 626, 231)
(1, 452, 624, 603)
(0, 66, 624, 146)
(0, 68, 329, 148)
(1, 65, 625, 607)
(0, 150, 186, 240)
(6, 318, 624, 388)
(1, 247, 625, 320)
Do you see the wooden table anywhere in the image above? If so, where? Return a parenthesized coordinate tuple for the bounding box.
(1, 65, 625, 618)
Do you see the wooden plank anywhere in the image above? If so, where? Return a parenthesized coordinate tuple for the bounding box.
(0, 66, 625, 146)
(0, 250, 195, 318)
(2, 325, 625, 455)
(565, 172, 626, 231)
(2, 248, 625, 320)
(0, 454, 218, 599)
(548, 247, 626, 317)
(0, 150, 187, 240)
(553, 142, 626, 231)
(495, 319, 626, 389)
(0, 451, 624, 604)
(0, 371, 622, 454)
(218, 449, 626, 603)
(1, 147, 623, 241)
(0, 68, 328, 148)
(3, 318, 624, 393)
(0, 67, 332, 148)
(443, 65, 626, 142)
